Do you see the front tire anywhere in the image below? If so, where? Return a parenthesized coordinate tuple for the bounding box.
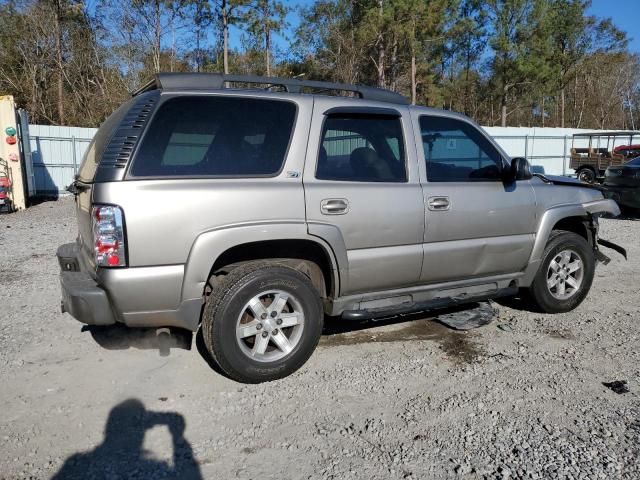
(529, 230, 595, 313)
(201, 262, 323, 383)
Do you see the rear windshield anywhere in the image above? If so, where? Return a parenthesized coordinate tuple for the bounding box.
(129, 96, 297, 177)
(76, 98, 136, 182)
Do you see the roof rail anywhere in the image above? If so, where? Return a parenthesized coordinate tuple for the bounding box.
(132, 72, 409, 105)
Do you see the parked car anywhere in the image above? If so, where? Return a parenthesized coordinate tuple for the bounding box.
(58, 73, 626, 383)
(602, 156, 640, 209)
(570, 131, 640, 183)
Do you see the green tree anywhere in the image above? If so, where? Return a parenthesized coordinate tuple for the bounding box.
(241, 0, 288, 75)
(487, 0, 553, 126)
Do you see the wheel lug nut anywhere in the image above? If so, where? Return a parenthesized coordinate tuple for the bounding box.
(261, 331, 268, 338)
(261, 313, 267, 320)
(271, 311, 278, 318)
(276, 318, 283, 325)
(272, 329, 279, 335)
(256, 323, 263, 330)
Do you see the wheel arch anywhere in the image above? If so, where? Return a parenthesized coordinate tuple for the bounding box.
(208, 239, 335, 299)
(181, 223, 341, 303)
(521, 200, 619, 285)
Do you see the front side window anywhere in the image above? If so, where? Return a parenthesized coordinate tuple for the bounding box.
(316, 115, 407, 182)
(130, 96, 296, 177)
(419, 116, 504, 182)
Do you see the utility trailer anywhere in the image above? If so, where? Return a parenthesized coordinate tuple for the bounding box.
(570, 131, 640, 183)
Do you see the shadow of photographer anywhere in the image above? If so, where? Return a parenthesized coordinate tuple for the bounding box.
(52, 398, 202, 480)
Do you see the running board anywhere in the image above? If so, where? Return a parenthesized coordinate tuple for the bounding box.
(341, 287, 517, 321)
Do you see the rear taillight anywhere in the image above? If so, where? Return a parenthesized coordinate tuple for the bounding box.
(91, 205, 127, 267)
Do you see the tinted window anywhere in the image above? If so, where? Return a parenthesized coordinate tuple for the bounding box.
(316, 115, 406, 182)
(419, 116, 504, 182)
(130, 96, 296, 177)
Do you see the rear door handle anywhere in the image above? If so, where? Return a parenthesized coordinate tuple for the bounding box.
(427, 196, 450, 211)
(321, 198, 349, 215)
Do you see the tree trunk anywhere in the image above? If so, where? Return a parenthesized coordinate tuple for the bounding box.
(410, 53, 416, 105)
(376, 0, 385, 88)
(390, 37, 398, 91)
(154, 0, 161, 72)
(265, 26, 271, 76)
(560, 86, 565, 128)
(501, 83, 507, 127)
(222, 0, 229, 74)
(541, 96, 545, 127)
(464, 53, 471, 116)
(54, 1, 64, 125)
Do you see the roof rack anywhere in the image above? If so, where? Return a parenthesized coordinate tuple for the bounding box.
(132, 72, 409, 105)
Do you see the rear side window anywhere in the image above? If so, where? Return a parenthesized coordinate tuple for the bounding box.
(130, 96, 296, 177)
(419, 116, 504, 182)
(316, 115, 407, 182)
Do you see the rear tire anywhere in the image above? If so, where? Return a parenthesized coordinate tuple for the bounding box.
(577, 167, 596, 184)
(201, 261, 323, 383)
(529, 230, 595, 313)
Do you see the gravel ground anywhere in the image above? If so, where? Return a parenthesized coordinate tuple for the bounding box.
(0, 198, 638, 480)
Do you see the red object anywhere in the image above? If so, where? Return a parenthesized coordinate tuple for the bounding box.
(614, 144, 640, 153)
(0, 177, 10, 188)
(5, 136, 16, 145)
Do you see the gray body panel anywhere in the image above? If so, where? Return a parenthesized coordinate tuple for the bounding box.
(62, 87, 621, 331)
(302, 98, 424, 294)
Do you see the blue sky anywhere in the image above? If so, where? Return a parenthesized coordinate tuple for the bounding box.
(588, 0, 639, 53)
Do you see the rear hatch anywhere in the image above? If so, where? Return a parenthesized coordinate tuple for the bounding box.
(72, 92, 159, 269)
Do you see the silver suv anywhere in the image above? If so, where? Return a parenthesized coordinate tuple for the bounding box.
(57, 73, 625, 383)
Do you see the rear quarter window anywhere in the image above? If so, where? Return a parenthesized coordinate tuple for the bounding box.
(76, 97, 136, 182)
(129, 96, 297, 177)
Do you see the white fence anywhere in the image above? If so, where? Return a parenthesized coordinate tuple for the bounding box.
(28, 124, 97, 195)
(25, 123, 640, 195)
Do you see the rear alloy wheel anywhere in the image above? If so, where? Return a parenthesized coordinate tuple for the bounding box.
(577, 167, 596, 184)
(529, 230, 595, 313)
(202, 262, 323, 383)
(235, 290, 306, 363)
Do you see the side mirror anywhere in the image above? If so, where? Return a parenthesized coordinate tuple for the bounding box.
(508, 157, 532, 182)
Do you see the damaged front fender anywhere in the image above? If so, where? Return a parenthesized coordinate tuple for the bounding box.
(521, 199, 624, 286)
(596, 238, 627, 264)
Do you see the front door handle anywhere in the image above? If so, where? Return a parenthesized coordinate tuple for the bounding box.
(321, 198, 349, 215)
(427, 196, 450, 211)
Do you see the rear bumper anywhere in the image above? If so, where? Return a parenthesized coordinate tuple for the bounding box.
(60, 271, 117, 325)
(57, 243, 116, 326)
(57, 242, 201, 331)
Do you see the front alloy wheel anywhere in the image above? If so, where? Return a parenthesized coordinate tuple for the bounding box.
(529, 230, 595, 313)
(546, 249, 584, 300)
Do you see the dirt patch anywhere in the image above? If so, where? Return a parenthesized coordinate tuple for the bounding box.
(545, 328, 576, 340)
(320, 318, 483, 364)
(0, 268, 22, 285)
